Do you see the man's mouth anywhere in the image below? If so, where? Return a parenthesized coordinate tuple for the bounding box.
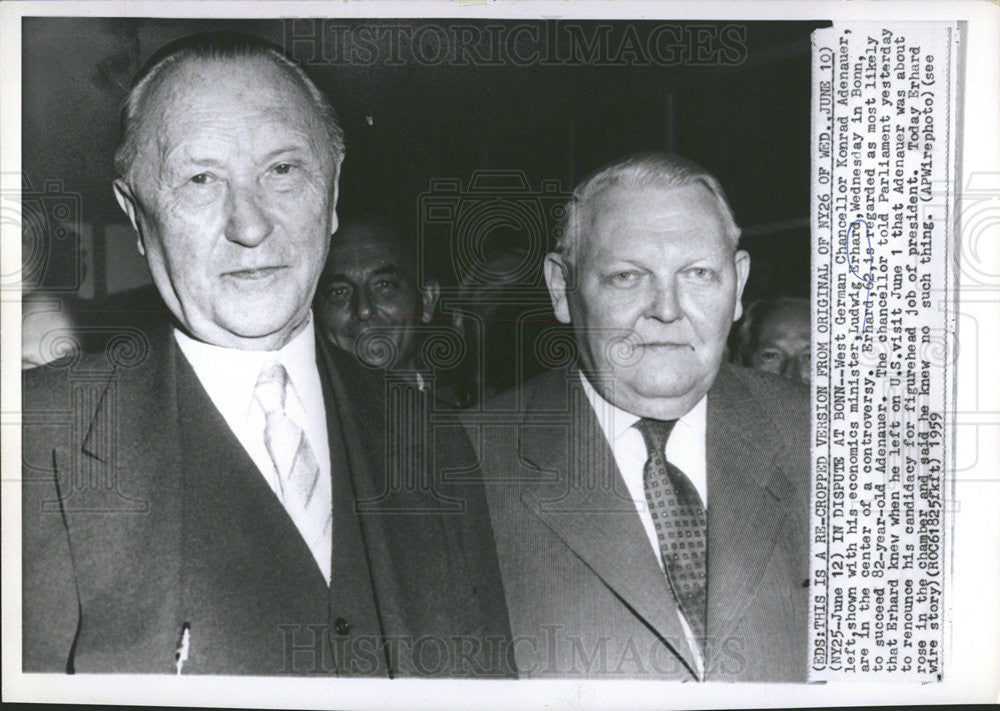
(638, 341, 692, 350)
(223, 266, 286, 280)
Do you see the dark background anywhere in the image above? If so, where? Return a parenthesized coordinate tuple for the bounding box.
(20, 17, 827, 385)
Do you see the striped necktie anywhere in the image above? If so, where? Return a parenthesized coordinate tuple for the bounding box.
(254, 361, 332, 584)
(636, 417, 708, 659)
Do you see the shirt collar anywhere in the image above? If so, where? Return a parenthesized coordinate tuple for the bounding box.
(173, 314, 318, 424)
(578, 371, 707, 445)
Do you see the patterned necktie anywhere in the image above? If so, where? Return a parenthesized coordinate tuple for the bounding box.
(636, 417, 708, 657)
(254, 361, 332, 584)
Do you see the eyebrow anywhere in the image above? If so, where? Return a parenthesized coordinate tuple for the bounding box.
(184, 158, 225, 168)
(170, 145, 308, 167)
(370, 265, 405, 278)
(260, 146, 309, 162)
(323, 264, 406, 283)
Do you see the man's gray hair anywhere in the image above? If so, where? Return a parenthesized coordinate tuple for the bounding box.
(113, 31, 345, 179)
(555, 152, 741, 267)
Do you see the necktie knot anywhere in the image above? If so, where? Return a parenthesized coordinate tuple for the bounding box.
(254, 361, 288, 415)
(636, 417, 677, 459)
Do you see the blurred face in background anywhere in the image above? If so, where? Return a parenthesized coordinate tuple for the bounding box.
(546, 182, 749, 420)
(113, 56, 340, 350)
(451, 247, 548, 405)
(747, 301, 811, 385)
(315, 223, 438, 369)
(22, 296, 78, 369)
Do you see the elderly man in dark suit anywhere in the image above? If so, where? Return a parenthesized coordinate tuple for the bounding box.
(21, 32, 512, 677)
(465, 152, 810, 681)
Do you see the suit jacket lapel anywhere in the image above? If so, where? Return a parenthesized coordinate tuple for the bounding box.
(517, 370, 699, 678)
(74, 321, 181, 512)
(705, 365, 796, 669)
(71, 318, 182, 521)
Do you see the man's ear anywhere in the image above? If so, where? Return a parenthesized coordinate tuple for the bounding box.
(328, 159, 343, 234)
(113, 178, 145, 256)
(420, 278, 440, 323)
(544, 252, 573, 324)
(732, 249, 751, 322)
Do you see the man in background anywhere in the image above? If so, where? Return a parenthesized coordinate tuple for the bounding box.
(450, 237, 551, 408)
(735, 296, 811, 385)
(314, 217, 439, 392)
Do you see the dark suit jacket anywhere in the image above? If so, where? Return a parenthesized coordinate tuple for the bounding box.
(463, 364, 810, 681)
(22, 317, 513, 677)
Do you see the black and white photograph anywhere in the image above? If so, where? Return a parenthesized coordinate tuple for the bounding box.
(2, 1, 998, 709)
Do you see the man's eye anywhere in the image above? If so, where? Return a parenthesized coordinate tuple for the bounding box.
(759, 350, 782, 362)
(189, 173, 213, 185)
(607, 271, 639, 287)
(686, 267, 715, 281)
(324, 285, 350, 301)
(373, 279, 401, 293)
(272, 163, 296, 176)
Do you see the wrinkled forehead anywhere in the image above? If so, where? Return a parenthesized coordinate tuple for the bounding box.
(580, 182, 731, 253)
(136, 55, 323, 144)
(759, 303, 811, 333)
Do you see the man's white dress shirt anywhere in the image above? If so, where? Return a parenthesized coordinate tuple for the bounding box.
(174, 315, 332, 580)
(579, 372, 708, 678)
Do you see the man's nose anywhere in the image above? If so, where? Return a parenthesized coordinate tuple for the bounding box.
(352, 287, 373, 320)
(780, 355, 798, 380)
(648, 279, 681, 322)
(223, 183, 273, 247)
(792, 354, 811, 385)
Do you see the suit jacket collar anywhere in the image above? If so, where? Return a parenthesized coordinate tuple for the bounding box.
(515, 365, 797, 678)
(314, 335, 386, 502)
(706, 363, 794, 499)
(704, 364, 796, 662)
(77, 316, 181, 509)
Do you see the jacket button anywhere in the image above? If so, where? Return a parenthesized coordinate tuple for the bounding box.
(334, 617, 350, 635)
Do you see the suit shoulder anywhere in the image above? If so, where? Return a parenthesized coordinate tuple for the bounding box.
(457, 371, 564, 459)
(320, 340, 392, 402)
(726, 364, 810, 422)
(470, 369, 570, 414)
(718, 365, 811, 464)
(23, 361, 65, 404)
(22, 351, 110, 407)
